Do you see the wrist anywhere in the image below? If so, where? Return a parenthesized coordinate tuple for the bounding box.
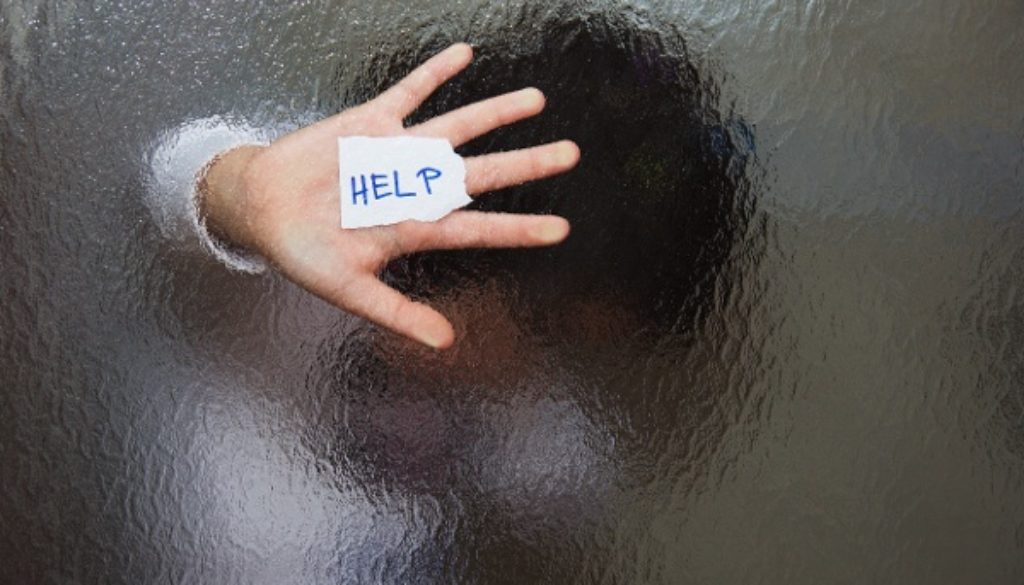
(198, 144, 266, 253)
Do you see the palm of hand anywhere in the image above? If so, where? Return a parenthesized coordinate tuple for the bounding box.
(217, 44, 579, 348)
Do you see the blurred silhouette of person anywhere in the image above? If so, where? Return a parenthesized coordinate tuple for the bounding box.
(146, 1, 757, 580)
(294, 6, 758, 582)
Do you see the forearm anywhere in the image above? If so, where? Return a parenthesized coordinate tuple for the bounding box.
(145, 116, 276, 273)
(200, 144, 266, 254)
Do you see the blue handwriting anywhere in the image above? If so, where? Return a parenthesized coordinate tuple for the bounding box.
(350, 166, 443, 206)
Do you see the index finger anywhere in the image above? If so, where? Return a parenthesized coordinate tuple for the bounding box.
(374, 43, 474, 120)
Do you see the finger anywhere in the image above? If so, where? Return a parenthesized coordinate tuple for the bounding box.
(407, 87, 545, 146)
(393, 211, 570, 254)
(465, 140, 580, 195)
(340, 274, 456, 349)
(374, 43, 474, 119)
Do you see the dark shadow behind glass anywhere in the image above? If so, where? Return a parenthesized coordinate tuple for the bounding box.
(327, 8, 755, 342)
(306, 6, 762, 583)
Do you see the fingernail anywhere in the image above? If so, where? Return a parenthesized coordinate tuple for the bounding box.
(418, 330, 444, 349)
(521, 87, 545, 108)
(451, 43, 473, 60)
(417, 326, 454, 349)
(532, 219, 569, 243)
(551, 141, 580, 167)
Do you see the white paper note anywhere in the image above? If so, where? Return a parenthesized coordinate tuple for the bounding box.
(338, 136, 471, 229)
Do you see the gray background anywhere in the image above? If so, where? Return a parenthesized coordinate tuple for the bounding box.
(1, 0, 1023, 583)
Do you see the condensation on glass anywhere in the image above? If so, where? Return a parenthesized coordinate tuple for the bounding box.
(1, 0, 1023, 583)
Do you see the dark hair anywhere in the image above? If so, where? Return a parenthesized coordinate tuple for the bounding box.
(324, 6, 756, 345)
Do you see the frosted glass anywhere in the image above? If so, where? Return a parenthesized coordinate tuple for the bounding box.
(1, 1, 1022, 582)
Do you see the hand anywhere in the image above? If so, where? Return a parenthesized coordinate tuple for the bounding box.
(201, 43, 580, 349)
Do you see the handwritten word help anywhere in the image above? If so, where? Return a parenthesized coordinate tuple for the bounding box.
(338, 136, 471, 229)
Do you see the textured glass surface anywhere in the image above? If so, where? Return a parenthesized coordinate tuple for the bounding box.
(2, 0, 1023, 583)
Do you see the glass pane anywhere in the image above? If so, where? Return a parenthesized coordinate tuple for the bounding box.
(1, 0, 1022, 582)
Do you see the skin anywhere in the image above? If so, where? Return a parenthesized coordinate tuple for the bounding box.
(200, 43, 580, 349)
